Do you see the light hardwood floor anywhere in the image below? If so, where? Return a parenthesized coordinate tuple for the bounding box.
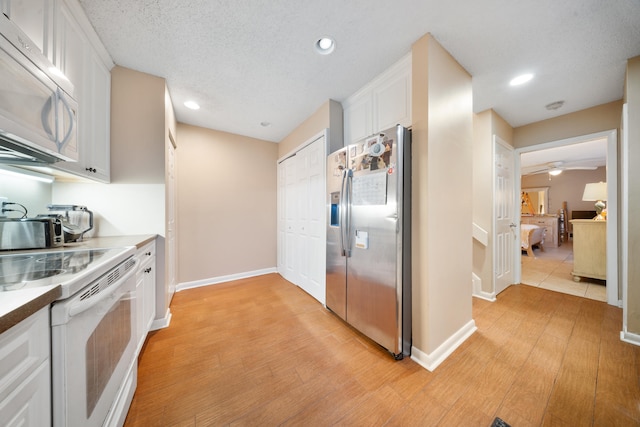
(125, 274, 639, 426)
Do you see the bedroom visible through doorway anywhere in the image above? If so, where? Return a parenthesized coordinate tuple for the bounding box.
(520, 240, 606, 301)
(516, 129, 617, 305)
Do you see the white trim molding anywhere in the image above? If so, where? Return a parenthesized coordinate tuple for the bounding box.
(620, 329, 640, 347)
(410, 320, 477, 371)
(472, 272, 496, 301)
(150, 308, 172, 331)
(176, 268, 278, 292)
(472, 223, 489, 246)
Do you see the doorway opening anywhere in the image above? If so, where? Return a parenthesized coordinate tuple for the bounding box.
(514, 129, 619, 306)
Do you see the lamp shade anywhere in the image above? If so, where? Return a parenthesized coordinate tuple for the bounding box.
(582, 182, 607, 201)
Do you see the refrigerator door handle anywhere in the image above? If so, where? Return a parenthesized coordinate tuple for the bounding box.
(339, 168, 354, 257)
(344, 169, 354, 257)
(339, 169, 347, 256)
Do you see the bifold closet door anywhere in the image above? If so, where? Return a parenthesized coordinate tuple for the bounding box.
(277, 135, 326, 304)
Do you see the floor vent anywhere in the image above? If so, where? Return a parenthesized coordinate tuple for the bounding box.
(491, 418, 511, 427)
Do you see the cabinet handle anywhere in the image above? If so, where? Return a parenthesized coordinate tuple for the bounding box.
(144, 267, 152, 273)
(145, 251, 152, 256)
(85, 167, 97, 173)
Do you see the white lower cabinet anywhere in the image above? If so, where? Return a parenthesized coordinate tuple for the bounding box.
(0, 307, 51, 427)
(135, 240, 156, 354)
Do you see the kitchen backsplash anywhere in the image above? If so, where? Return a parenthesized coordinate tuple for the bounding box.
(0, 175, 165, 238)
(0, 175, 52, 218)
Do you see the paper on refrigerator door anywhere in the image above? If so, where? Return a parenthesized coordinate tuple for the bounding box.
(355, 230, 369, 249)
(351, 172, 387, 205)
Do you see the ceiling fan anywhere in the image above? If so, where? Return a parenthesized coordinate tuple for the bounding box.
(522, 160, 600, 176)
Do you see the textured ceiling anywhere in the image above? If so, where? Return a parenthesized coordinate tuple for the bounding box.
(78, 0, 640, 142)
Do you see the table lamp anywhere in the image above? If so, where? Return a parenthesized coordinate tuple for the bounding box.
(582, 182, 607, 220)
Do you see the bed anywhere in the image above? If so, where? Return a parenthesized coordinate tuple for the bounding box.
(521, 224, 545, 257)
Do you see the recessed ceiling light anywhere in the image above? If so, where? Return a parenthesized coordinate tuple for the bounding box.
(315, 37, 335, 55)
(184, 101, 200, 110)
(509, 73, 534, 86)
(545, 100, 565, 110)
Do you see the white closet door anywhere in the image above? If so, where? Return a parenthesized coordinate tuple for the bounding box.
(283, 157, 297, 283)
(276, 134, 326, 304)
(296, 146, 310, 288)
(276, 161, 287, 276)
(295, 137, 325, 304)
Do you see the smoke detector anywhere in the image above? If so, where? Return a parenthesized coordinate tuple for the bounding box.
(545, 100, 565, 110)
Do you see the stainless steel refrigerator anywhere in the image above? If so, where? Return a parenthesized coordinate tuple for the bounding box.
(326, 124, 411, 359)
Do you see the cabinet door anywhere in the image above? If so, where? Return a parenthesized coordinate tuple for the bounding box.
(79, 49, 111, 182)
(343, 93, 372, 146)
(135, 271, 145, 354)
(51, 1, 111, 182)
(373, 64, 411, 131)
(0, 307, 51, 426)
(0, 361, 50, 427)
(136, 242, 156, 342)
(1, 0, 53, 60)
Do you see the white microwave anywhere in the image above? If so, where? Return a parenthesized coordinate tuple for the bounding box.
(0, 13, 78, 165)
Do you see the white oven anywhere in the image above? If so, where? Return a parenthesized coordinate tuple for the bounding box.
(51, 254, 138, 427)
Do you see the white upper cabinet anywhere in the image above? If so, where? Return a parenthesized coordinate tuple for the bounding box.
(343, 53, 412, 145)
(0, 0, 54, 60)
(2, 0, 114, 182)
(51, 0, 113, 182)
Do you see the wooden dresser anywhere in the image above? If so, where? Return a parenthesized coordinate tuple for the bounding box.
(521, 215, 559, 247)
(571, 220, 606, 282)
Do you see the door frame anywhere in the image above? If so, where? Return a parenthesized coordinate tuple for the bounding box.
(493, 135, 516, 298)
(513, 129, 619, 306)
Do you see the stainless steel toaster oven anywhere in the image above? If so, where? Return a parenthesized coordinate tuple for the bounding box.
(0, 217, 64, 250)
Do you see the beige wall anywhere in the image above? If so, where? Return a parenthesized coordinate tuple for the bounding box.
(110, 66, 166, 184)
(412, 34, 473, 359)
(521, 167, 607, 216)
(278, 99, 343, 157)
(514, 100, 623, 149)
(625, 56, 640, 334)
(176, 124, 278, 282)
(56, 66, 167, 239)
(472, 109, 514, 296)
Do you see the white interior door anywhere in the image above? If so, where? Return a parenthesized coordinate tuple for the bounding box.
(494, 136, 516, 296)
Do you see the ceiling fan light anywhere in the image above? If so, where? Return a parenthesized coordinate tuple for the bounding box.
(548, 169, 562, 176)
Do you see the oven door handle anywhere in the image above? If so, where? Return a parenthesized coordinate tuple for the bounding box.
(67, 258, 138, 318)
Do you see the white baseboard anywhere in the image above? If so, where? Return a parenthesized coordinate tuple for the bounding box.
(410, 319, 477, 371)
(176, 267, 277, 292)
(473, 290, 496, 302)
(620, 329, 640, 347)
(150, 308, 172, 331)
(472, 272, 496, 301)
